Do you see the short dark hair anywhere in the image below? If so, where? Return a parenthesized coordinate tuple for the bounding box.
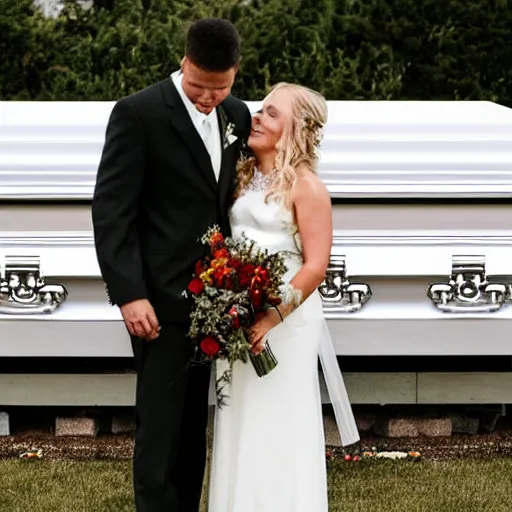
(185, 18, 241, 72)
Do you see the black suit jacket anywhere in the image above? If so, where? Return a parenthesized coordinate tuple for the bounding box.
(92, 78, 252, 323)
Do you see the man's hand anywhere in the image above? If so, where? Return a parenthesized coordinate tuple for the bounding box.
(120, 299, 161, 341)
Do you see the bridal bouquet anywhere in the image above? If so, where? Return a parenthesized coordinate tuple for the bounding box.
(187, 225, 288, 378)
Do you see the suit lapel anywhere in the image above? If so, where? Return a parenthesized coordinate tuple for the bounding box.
(162, 78, 241, 202)
(217, 104, 237, 207)
(217, 106, 228, 151)
(162, 79, 217, 192)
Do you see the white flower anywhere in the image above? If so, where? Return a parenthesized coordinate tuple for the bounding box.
(375, 451, 409, 460)
(279, 283, 303, 307)
(224, 122, 238, 149)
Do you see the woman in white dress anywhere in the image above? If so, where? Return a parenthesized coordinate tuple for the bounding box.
(208, 82, 360, 512)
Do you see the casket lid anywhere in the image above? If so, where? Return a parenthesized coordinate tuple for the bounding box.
(1, 99, 512, 200)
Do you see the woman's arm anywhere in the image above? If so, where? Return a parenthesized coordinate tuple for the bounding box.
(249, 170, 332, 353)
(277, 171, 332, 316)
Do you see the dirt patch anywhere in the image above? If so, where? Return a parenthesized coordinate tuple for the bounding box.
(3, 424, 512, 462)
(0, 429, 135, 461)
(349, 431, 512, 462)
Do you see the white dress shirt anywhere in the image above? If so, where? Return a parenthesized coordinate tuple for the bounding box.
(171, 71, 222, 181)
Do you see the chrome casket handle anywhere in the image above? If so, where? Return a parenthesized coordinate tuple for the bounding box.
(0, 256, 68, 315)
(318, 255, 372, 313)
(427, 255, 511, 313)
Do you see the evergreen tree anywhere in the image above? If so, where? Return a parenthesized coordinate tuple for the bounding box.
(35, 0, 189, 99)
(0, 0, 510, 106)
(235, 0, 336, 98)
(0, 0, 58, 99)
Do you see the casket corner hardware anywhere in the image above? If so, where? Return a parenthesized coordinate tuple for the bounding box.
(427, 255, 511, 314)
(318, 255, 372, 313)
(0, 255, 68, 315)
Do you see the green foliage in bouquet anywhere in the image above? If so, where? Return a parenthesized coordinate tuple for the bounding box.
(187, 226, 288, 380)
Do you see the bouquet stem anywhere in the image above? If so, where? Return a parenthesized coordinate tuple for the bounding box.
(249, 342, 278, 377)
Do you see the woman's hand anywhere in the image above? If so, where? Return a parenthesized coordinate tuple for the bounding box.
(248, 309, 281, 355)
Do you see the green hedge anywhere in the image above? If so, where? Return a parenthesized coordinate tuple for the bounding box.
(1, 0, 511, 106)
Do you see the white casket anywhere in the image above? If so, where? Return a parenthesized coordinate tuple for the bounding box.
(1, 100, 511, 406)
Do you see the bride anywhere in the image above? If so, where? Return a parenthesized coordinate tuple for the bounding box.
(208, 82, 360, 511)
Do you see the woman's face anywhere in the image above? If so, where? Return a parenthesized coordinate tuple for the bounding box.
(248, 88, 294, 154)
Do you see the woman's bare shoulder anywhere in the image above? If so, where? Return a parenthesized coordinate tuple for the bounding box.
(292, 165, 330, 203)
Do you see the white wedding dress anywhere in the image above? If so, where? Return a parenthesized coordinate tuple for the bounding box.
(208, 170, 360, 512)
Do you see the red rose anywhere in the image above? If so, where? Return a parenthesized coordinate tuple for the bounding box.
(200, 337, 221, 358)
(230, 259, 243, 270)
(254, 266, 269, 285)
(228, 306, 241, 329)
(241, 264, 255, 275)
(188, 278, 204, 295)
(209, 232, 225, 252)
(210, 232, 224, 245)
(214, 248, 229, 260)
(195, 260, 206, 276)
(213, 266, 234, 288)
(239, 264, 255, 287)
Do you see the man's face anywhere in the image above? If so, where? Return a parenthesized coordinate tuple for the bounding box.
(181, 57, 237, 115)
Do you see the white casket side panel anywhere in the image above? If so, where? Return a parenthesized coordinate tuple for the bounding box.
(1, 100, 512, 199)
(0, 232, 511, 357)
(1, 203, 512, 234)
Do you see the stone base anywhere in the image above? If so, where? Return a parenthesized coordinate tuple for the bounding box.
(416, 418, 452, 437)
(55, 417, 98, 437)
(0, 411, 9, 436)
(374, 417, 452, 438)
(374, 418, 419, 438)
(324, 415, 343, 446)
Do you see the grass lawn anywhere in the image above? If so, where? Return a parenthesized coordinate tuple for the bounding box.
(1, 457, 512, 511)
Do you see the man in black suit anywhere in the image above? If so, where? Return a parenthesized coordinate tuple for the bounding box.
(92, 18, 251, 512)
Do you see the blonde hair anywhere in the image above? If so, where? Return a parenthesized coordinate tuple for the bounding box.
(234, 82, 328, 210)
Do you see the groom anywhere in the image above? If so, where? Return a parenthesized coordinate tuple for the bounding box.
(92, 18, 251, 512)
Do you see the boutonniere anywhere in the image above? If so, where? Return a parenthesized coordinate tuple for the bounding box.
(223, 121, 238, 149)
(219, 107, 238, 149)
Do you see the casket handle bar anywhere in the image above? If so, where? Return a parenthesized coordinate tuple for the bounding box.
(427, 255, 511, 313)
(0, 255, 68, 315)
(318, 255, 372, 313)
